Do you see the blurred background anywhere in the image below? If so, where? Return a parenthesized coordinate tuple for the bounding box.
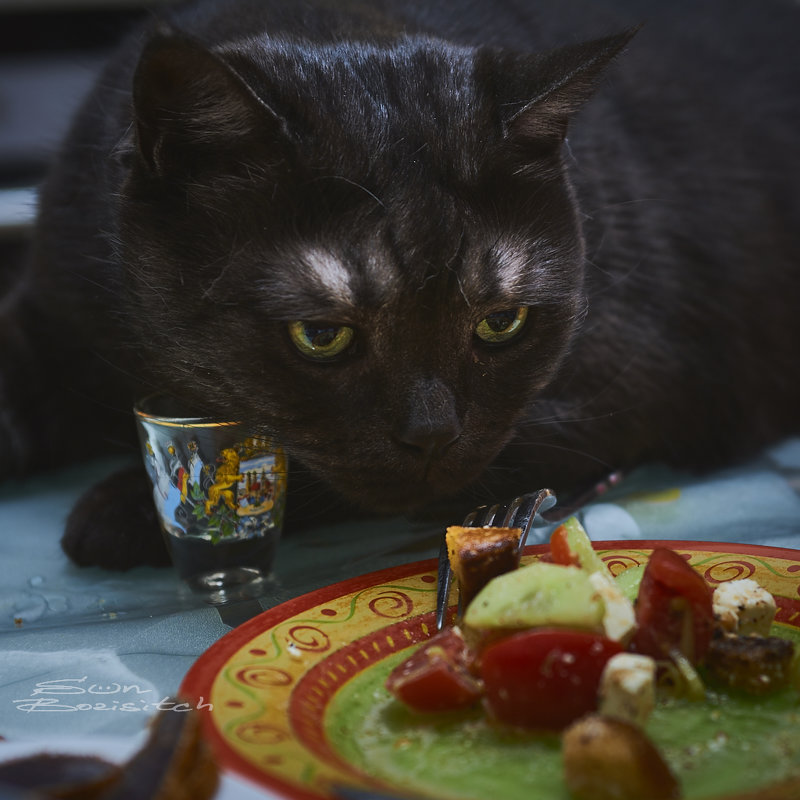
(0, 0, 170, 278)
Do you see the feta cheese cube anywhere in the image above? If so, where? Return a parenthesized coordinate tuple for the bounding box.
(713, 579, 776, 636)
(589, 570, 637, 644)
(598, 652, 656, 727)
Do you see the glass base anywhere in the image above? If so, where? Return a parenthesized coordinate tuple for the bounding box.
(184, 567, 273, 605)
(187, 566, 265, 591)
(164, 530, 279, 604)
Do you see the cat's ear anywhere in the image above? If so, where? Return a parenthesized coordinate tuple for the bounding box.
(497, 27, 640, 148)
(132, 32, 282, 177)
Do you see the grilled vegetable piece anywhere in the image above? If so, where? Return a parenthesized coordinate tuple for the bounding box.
(385, 627, 482, 713)
(632, 547, 714, 664)
(705, 634, 795, 695)
(562, 714, 682, 800)
(0, 754, 121, 799)
(445, 525, 522, 608)
(463, 561, 604, 632)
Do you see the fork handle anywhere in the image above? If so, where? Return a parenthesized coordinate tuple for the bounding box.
(435, 537, 453, 630)
(538, 471, 625, 524)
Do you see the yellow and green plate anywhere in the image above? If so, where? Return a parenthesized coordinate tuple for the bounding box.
(181, 541, 800, 800)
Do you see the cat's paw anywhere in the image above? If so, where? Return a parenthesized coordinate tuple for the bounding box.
(61, 465, 171, 570)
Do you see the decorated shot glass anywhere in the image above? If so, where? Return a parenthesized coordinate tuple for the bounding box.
(134, 393, 287, 600)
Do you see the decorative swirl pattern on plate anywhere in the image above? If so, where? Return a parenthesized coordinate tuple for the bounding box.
(287, 625, 331, 652)
(701, 559, 756, 585)
(234, 665, 293, 689)
(235, 721, 291, 746)
(601, 553, 645, 575)
(368, 589, 414, 619)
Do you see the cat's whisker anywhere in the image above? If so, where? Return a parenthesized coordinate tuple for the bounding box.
(504, 441, 617, 469)
(513, 403, 641, 430)
(312, 174, 386, 209)
(583, 255, 646, 289)
(201, 242, 249, 300)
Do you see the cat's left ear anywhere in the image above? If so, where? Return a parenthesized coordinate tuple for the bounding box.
(497, 27, 640, 147)
(132, 31, 283, 177)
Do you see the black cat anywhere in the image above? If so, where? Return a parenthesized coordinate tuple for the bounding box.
(1, 0, 798, 569)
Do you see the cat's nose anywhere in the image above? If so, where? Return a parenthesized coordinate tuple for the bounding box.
(393, 378, 462, 459)
(394, 419, 462, 458)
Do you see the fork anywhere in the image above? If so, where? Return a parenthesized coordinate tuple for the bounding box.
(435, 471, 624, 630)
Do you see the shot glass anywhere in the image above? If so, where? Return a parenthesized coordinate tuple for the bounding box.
(134, 393, 287, 601)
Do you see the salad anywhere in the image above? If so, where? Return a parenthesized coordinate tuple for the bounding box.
(383, 519, 800, 800)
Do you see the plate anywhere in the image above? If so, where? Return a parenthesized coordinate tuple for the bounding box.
(180, 541, 800, 800)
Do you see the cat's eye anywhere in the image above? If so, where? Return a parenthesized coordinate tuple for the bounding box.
(288, 320, 355, 360)
(475, 307, 529, 344)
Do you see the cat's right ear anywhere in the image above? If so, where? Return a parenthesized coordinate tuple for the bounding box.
(493, 27, 640, 152)
(132, 33, 282, 178)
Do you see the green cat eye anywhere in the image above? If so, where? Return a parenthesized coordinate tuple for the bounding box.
(475, 307, 529, 344)
(288, 320, 355, 360)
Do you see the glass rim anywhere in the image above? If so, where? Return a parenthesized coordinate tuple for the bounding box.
(133, 392, 239, 429)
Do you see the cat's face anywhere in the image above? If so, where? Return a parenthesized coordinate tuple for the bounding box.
(118, 32, 630, 512)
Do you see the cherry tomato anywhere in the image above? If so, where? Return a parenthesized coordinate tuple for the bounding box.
(549, 524, 579, 566)
(632, 547, 714, 663)
(385, 627, 482, 713)
(480, 628, 623, 730)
